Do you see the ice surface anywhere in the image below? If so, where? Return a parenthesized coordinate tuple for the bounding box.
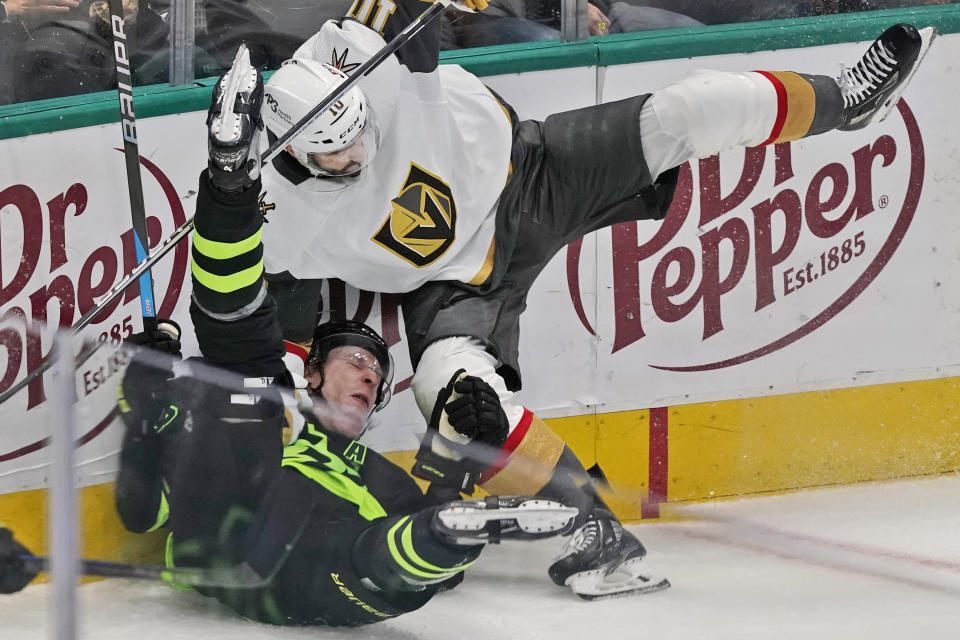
(4, 474, 960, 639)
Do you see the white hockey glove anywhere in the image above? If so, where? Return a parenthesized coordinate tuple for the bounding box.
(412, 369, 509, 494)
(207, 45, 264, 194)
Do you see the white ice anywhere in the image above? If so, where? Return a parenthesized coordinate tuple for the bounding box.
(4, 473, 960, 639)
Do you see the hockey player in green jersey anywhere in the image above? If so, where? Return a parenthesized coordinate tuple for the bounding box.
(98, 67, 580, 625)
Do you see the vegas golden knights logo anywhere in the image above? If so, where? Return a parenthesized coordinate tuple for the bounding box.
(372, 163, 456, 268)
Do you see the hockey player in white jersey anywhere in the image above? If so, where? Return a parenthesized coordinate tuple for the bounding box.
(209, 0, 935, 599)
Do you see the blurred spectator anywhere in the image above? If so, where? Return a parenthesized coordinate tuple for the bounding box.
(826, 0, 957, 10)
(442, 0, 562, 49)
(245, 0, 351, 41)
(243, 0, 563, 51)
(1, 0, 82, 105)
(455, 0, 957, 41)
(1, 0, 302, 106)
(4, 0, 954, 107)
(603, 0, 808, 27)
(1, 0, 80, 21)
(3, 0, 186, 103)
(524, 0, 700, 36)
(590, 1, 701, 35)
(611, 0, 957, 28)
(599, 0, 955, 33)
(2, 0, 119, 105)
(148, 0, 301, 72)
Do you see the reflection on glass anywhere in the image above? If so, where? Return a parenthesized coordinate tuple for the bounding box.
(596, 0, 956, 36)
(1, 0, 956, 105)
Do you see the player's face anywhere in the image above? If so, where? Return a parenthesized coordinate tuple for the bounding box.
(308, 136, 366, 177)
(307, 346, 382, 439)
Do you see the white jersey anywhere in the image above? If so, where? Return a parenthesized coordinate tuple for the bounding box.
(260, 19, 514, 293)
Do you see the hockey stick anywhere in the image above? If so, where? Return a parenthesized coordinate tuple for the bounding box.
(259, 0, 450, 164)
(0, 219, 194, 406)
(107, 0, 159, 336)
(20, 555, 272, 589)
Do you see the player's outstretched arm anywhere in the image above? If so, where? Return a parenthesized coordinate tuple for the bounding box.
(115, 322, 182, 533)
(194, 47, 287, 377)
(342, 0, 445, 72)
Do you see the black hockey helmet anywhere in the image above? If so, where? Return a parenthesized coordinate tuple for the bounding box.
(307, 320, 394, 412)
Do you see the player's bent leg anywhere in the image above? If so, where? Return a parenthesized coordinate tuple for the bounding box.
(548, 507, 645, 583)
(352, 497, 577, 594)
(351, 505, 483, 594)
(549, 508, 671, 600)
(412, 337, 626, 513)
(534, 448, 671, 599)
(640, 68, 840, 179)
(412, 338, 668, 598)
(411, 337, 524, 430)
(640, 23, 935, 181)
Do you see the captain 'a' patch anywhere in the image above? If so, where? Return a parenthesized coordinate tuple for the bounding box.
(371, 163, 456, 268)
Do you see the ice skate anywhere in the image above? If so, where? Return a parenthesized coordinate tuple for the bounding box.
(431, 496, 578, 546)
(837, 23, 937, 131)
(549, 509, 670, 600)
(207, 44, 264, 192)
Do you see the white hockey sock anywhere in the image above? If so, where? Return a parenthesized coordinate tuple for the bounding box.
(413, 336, 526, 434)
(640, 70, 780, 179)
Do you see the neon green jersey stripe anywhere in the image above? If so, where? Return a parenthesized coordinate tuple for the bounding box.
(193, 228, 263, 260)
(260, 590, 286, 625)
(191, 259, 263, 293)
(386, 517, 449, 579)
(401, 518, 476, 574)
(146, 489, 169, 533)
(282, 460, 387, 521)
(163, 534, 193, 591)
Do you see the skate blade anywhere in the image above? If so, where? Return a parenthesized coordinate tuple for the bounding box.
(567, 558, 671, 601)
(876, 26, 938, 125)
(213, 45, 256, 145)
(438, 500, 578, 533)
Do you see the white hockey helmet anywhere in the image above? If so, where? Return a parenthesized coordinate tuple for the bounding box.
(263, 59, 381, 177)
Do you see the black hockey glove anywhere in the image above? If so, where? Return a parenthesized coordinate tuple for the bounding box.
(444, 375, 509, 447)
(412, 370, 509, 495)
(0, 527, 38, 594)
(120, 320, 182, 437)
(126, 319, 182, 356)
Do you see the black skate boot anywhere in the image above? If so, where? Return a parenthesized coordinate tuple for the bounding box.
(548, 508, 669, 600)
(837, 23, 937, 131)
(430, 496, 578, 546)
(207, 44, 264, 193)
